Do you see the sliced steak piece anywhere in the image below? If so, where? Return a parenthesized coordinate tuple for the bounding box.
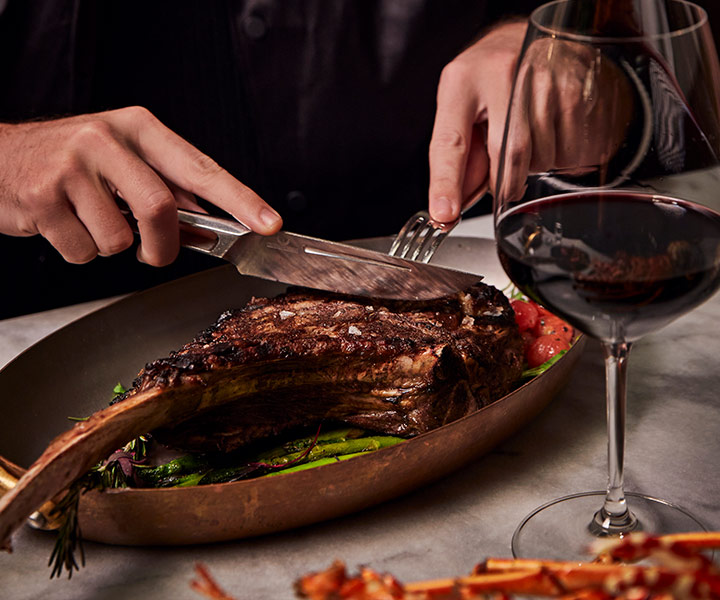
(127, 284, 524, 452)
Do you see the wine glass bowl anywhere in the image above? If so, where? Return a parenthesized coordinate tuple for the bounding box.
(494, 0, 720, 559)
(497, 190, 720, 343)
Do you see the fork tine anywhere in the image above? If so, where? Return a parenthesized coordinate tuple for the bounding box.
(389, 211, 430, 258)
(390, 186, 488, 263)
(413, 227, 449, 263)
(407, 225, 436, 261)
(389, 210, 461, 263)
(400, 221, 429, 259)
(406, 223, 436, 261)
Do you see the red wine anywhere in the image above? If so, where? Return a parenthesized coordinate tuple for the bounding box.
(496, 191, 720, 342)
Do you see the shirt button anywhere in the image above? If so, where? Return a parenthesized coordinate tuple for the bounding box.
(242, 15, 267, 40)
(286, 190, 308, 212)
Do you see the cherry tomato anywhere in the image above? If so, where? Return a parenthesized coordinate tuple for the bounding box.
(526, 335, 570, 367)
(533, 314, 574, 344)
(510, 300, 539, 332)
(521, 330, 535, 353)
(534, 303, 557, 319)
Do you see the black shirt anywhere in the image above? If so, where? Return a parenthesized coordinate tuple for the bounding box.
(0, 0, 560, 316)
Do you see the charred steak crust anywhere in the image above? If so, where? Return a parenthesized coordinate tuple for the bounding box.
(120, 283, 524, 453)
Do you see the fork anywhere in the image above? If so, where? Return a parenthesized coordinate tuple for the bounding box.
(388, 186, 489, 264)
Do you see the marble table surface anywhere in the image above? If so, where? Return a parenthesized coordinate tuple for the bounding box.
(1, 215, 719, 599)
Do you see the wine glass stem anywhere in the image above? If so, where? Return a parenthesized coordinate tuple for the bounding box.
(590, 341, 638, 535)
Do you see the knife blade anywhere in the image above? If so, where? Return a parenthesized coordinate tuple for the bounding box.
(175, 209, 483, 300)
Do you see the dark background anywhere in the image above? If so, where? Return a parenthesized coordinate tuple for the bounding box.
(0, 0, 718, 318)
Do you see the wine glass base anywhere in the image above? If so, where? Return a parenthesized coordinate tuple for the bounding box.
(511, 491, 707, 560)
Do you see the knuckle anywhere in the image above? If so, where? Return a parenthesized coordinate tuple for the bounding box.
(430, 129, 469, 155)
(71, 119, 115, 147)
(98, 230, 134, 256)
(140, 244, 178, 268)
(122, 105, 157, 125)
(189, 151, 224, 182)
(21, 181, 50, 209)
(430, 174, 457, 193)
(66, 249, 97, 265)
(55, 239, 97, 264)
(52, 152, 88, 187)
(22, 152, 86, 211)
(507, 144, 528, 170)
(21, 182, 60, 223)
(139, 188, 176, 221)
(60, 151, 86, 176)
(438, 60, 470, 89)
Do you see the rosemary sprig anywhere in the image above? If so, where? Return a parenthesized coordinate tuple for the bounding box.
(47, 476, 91, 579)
(47, 433, 150, 578)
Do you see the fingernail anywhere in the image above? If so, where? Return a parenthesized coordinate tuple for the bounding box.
(260, 207, 281, 229)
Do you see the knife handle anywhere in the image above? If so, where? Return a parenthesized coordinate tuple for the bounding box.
(119, 201, 251, 260)
(176, 209, 251, 258)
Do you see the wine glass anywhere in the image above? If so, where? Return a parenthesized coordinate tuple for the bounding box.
(494, 0, 720, 559)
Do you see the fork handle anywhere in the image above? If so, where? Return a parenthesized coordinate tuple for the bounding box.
(460, 182, 489, 217)
(429, 183, 488, 231)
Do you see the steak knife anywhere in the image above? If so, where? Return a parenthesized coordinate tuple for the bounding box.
(173, 209, 483, 300)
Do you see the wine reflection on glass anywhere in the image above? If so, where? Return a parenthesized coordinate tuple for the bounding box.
(493, 0, 720, 559)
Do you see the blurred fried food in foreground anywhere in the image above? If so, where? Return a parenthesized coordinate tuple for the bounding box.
(192, 531, 720, 599)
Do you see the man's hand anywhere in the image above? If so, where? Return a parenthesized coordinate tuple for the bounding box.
(497, 36, 634, 203)
(428, 21, 528, 223)
(428, 21, 634, 221)
(0, 106, 282, 265)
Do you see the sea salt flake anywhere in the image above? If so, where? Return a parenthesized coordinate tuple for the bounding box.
(279, 310, 296, 320)
(348, 325, 362, 336)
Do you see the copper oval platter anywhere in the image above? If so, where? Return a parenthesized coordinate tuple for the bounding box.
(0, 237, 585, 546)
